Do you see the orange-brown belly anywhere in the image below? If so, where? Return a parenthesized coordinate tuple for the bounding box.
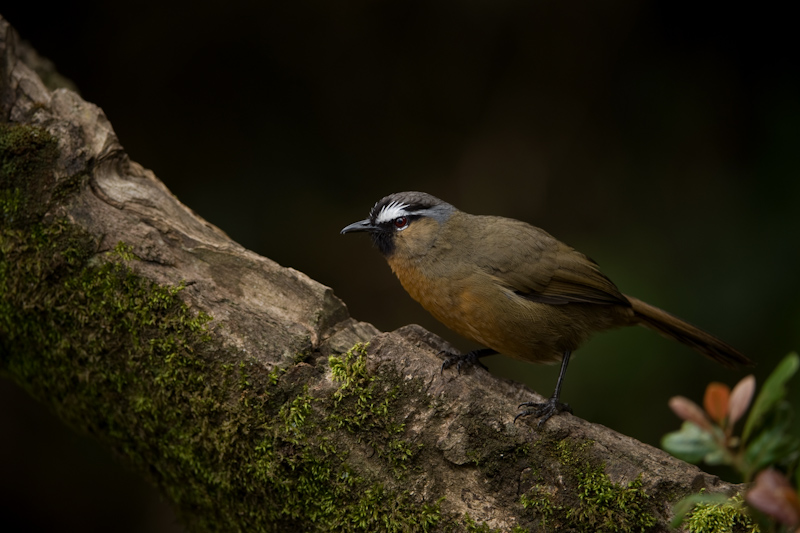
(386, 260, 621, 364)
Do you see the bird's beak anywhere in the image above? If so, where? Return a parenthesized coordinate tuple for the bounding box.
(340, 218, 376, 234)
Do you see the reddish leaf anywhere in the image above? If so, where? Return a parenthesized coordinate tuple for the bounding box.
(728, 375, 755, 426)
(746, 468, 800, 527)
(704, 382, 730, 424)
(669, 396, 711, 430)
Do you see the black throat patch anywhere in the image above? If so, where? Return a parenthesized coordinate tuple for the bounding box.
(371, 229, 395, 256)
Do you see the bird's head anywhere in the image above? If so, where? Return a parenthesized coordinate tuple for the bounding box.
(340, 191, 456, 257)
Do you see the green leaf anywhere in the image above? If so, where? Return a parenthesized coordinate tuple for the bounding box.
(745, 424, 791, 476)
(742, 352, 799, 445)
(703, 447, 730, 466)
(662, 421, 720, 463)
(741, 399, 800, 482)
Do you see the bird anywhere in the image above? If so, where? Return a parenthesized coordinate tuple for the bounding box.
(340, 191, 751, 426)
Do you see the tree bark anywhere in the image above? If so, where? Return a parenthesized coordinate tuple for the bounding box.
(0, 16, 740, 532)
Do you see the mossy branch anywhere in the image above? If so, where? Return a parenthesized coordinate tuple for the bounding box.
(0, 15, 746, 532)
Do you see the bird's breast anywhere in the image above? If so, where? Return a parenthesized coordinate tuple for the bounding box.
(385, 256, 571, 363)
(386, 255, 461, 323)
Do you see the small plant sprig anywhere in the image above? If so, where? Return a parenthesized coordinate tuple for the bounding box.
(662, 353, 800, 531)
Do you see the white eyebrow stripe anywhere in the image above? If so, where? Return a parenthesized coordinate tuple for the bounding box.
(374, 201, 410, 224)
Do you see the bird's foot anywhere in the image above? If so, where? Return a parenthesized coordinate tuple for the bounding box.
(514, 397, 572, 427)
(439, 349, 490, 374)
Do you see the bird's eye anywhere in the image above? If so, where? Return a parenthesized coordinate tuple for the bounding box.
(393, 216, 409, 230)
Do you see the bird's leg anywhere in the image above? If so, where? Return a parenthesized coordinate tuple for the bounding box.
(515, 349, 573, 427)
(440, 348, 497, 374)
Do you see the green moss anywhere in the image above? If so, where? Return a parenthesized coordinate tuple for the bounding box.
(0, 186, 23, 220)
(1, 122, 445, 531)
(0, 123, 62, 225)
(520, 488, 556, 529)
(520, 439, 657, 532)
(683, 495, 759, 533)
(328, 344, 420, 475)
(0, 123, 56, 183)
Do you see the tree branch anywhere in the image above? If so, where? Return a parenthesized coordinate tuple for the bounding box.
(0, 16, 741, 532)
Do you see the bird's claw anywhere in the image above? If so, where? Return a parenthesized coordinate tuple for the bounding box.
(514, 397, 572, 427)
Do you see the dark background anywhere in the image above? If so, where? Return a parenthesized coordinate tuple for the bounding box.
(2, 2, 798, 531)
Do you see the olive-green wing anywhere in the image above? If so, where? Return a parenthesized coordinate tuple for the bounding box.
(474, 216, 629, 306)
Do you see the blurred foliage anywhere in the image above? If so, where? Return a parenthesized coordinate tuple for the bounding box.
(2, 1, 799, 531)
(664, 353, 800, 531)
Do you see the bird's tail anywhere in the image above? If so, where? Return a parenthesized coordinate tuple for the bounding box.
(626, 295, 752, 368)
